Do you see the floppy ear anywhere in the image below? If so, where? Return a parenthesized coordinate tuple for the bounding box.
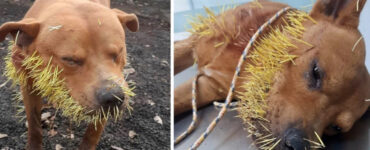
(112, 8, 139, 32)
(310, 0, 367, 28)
(0, 18, 40, 46)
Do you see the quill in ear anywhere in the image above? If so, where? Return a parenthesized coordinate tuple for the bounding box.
(0, 18, 40, 43)
(0, 18, 40, 49)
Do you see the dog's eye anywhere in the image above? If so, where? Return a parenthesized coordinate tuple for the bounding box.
(331, 125, 342, 133)
(62, 57, 83, 66)
(111, 54, 118, 63)
(306, 59, 324, 90)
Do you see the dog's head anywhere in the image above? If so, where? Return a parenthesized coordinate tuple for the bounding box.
(248, 0, 370, 149)
(0, 1, 139, 123)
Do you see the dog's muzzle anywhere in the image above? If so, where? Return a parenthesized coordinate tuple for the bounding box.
(95, 81, 125, 108)
(282, 128, 309, 150)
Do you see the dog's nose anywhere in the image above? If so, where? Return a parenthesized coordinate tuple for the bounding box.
(283, 128, 309, 150)
(95, 82, 125, 108)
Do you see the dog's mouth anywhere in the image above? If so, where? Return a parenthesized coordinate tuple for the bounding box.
(67, 80, 135, 125)
(248, 123, 326, 150)
(5, 42, 135, 126)
(84, 104, 126, 124)
(84, 88, 135, 124)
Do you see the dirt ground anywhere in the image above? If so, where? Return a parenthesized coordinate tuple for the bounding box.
(0, 0, 170, 149)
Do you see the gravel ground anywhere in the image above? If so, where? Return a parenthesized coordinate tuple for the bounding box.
(0, 0, 170, 149)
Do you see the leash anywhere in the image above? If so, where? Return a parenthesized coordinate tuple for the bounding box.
(174, 7, 292, 149)
(175, 74, 200, 144)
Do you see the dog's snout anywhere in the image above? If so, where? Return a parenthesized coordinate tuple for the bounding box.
(95, 82, 125, 108)
(283, 128, 308, 150)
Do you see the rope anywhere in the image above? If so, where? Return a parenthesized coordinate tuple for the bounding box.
(175, 7, 292, 149)
(175, 74, 200, 144)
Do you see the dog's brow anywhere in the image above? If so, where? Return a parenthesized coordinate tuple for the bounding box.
(303, 46, 315, 52)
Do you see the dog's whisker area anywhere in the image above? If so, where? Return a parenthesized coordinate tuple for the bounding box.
(268, 139, 281, 150)
(255, 133, 273, 141)
(256, 137, 276, 145)
(258, 139, 276, 149)
(304, 138, 322, 147)
(112, 94, 123, 102)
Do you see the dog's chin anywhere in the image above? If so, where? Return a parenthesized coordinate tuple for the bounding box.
(82, 103, 126, 122)
(247, 122, 307, 150)
(250, 131, 294, 150)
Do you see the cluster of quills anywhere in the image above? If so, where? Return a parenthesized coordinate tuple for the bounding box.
(188, 4, 325, 149)
(4, 42, 135, 128)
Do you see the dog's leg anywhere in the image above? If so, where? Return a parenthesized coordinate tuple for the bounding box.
(22, 87, 43, 150)
(174, 74, 227, 115)
(79, 120, 107, 150)
(174, 36, 196, 75)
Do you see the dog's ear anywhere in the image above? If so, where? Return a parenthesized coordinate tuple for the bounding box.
(310, 0, 367, 28)
(112, 8, 139, 32)
(0, 18, 40, 46)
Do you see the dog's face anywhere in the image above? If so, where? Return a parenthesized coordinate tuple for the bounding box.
(264, 0, 370, 149)
(0, 2, 139, 121)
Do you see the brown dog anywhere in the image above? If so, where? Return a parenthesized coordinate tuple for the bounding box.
(175, 0, 370, 149)
(0, 0, 138, 149)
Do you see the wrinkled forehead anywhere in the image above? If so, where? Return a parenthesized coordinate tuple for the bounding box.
(35, 11, 126, 54)
(302, 22, 365, 65)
